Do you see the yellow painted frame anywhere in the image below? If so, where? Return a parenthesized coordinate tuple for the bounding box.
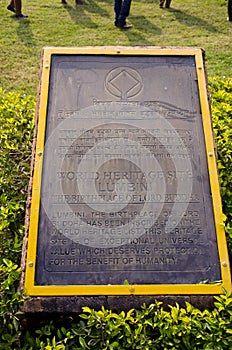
(24, 46, 231, 296)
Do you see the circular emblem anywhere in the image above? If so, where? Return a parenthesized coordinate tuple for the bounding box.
(105, 67, 143, 99)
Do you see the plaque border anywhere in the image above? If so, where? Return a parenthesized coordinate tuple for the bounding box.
(24, 46, 231, 296)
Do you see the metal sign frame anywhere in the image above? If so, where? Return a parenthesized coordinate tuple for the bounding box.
(24, 46, 231, 296)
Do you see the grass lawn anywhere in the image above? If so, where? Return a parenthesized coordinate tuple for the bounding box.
(0, 0, 231, 95)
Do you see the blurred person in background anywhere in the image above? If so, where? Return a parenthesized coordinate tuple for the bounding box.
(160, 0, 172, 8)
(114, 0, 133, 29)
(7, 0, 28, 17)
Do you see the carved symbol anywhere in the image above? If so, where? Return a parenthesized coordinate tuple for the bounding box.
(105, 68, 143, 99)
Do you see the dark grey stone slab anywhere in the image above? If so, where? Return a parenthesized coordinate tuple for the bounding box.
(33, 53, 221, 288)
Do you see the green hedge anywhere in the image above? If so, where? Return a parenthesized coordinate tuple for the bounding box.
(0, 78, 231, 349)
(0, 88, 35, 265)
(15, 292, 232, 349)
(209, 78, 232, 258)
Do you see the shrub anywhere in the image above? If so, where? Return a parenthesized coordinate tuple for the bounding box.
(209, 78, 232, 258)
(17, 291, 232, 349)
(0, 88, 35, 349)
(0, 258, 25, 349)
(72, 291, 232, 349)
(0, 88, 35, 265)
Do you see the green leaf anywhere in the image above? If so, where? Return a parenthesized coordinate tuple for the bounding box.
(79, 336, 89, 349)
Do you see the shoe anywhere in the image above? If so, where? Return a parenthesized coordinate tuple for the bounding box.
(7, 4, 15, 13)
(117, 23, 133, 29)
(15, 13, 28, 18)
(76, 0, 84, 4)
(123, 23, 133, 28)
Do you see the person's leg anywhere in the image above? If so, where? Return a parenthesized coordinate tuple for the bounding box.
(114, 0, 122, 26)
(165, 0, 172, 8)
(14, 0, 28, 17)
(228, 0, 232, 21)
(116, 0, 131, 26)
(160, 0, 165, 8)
(7, 0, 15, 13)
(14, 0, 22, 15)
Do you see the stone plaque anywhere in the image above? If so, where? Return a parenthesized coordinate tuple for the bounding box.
(24, 47, 231, 296)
